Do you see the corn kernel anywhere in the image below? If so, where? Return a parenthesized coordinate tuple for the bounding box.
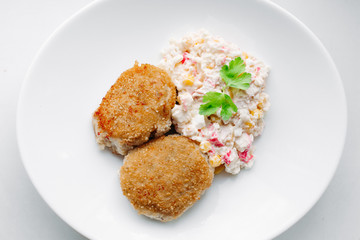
(243, 52, 249, 59)
(250, 109, 263, 119)
(200, 141, 211, 153)
(214, 165, 225, 174)
(183, 74, 194, 86)
(209, 155, 222, 168)
(183, 79, 193, 86)
(195, 39, 204, 45)
(245, 122, 254, 128)
(257, 98, 267, 110)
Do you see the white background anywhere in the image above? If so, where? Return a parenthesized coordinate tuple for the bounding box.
(0, 0, 359, 239)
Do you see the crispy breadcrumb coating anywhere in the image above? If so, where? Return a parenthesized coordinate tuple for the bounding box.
(120, 135, 214, 222)
(93, 62, 176, 155)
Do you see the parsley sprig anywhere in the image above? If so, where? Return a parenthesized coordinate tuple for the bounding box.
(220, 57, 251, 90)
(199, 57, 252, 121)
(199, 92, 237, 121)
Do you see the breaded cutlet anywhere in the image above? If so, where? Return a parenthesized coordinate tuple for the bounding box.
(120, 135, 214, 222)
(93, 62, 176, 155)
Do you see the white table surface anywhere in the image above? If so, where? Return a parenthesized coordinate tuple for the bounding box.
(1, 0, 359, 239)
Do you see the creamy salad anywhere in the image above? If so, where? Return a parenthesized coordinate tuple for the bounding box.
(159, 30, 270, 174)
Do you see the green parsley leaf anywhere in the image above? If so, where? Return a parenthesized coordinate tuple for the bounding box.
(198, 57, 251, 120)
(220, 57, 252, 90)
(199, 102, 219, 116)
(202, 91, 223, 103)
(199, 91, 238, 121)
(221, 94, 238, 120)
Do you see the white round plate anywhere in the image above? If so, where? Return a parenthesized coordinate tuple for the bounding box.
(17, 0, 347, 239)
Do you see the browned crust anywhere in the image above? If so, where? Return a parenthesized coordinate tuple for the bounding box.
(93, 62, 176, 146)
(120, 135, 214, 222)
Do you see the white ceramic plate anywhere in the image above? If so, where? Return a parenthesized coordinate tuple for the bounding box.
(17, 0, 347, 239)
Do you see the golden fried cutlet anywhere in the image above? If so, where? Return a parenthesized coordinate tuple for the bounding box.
(93, 62, 176, 155)
(120, 135, 214, 222)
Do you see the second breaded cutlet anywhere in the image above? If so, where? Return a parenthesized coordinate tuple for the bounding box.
(120, 135, 214, 222)
(93, 62, 176, 155)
